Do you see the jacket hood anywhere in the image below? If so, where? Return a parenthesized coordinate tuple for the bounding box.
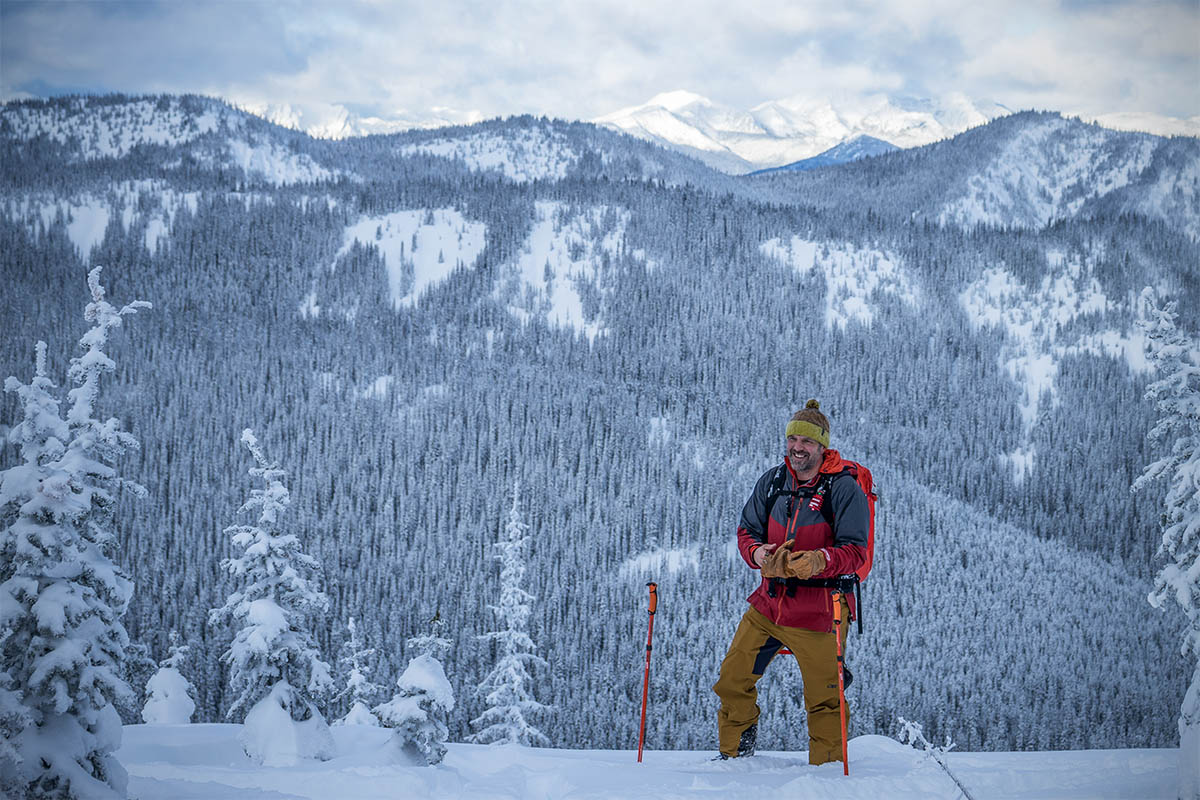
(818, 448, 844, 474)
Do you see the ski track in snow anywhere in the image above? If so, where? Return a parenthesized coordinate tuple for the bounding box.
(116, 724, 1179, 800)
(760, 236, 919, 329)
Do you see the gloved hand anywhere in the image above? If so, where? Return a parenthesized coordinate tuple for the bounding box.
(760, 540, 795, 579)
(786, 549, 827, 580)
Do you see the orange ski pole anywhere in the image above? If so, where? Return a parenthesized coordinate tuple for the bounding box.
(832, 590, 849, 775)
(637, 582, 658, 762)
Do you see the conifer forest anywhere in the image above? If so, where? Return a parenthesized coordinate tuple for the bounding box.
(2, 95, 1198, 754)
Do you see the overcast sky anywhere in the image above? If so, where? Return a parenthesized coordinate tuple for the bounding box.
(3, 0, 1197, 128)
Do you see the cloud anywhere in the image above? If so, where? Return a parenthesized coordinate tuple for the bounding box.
(2, 0, 1196, 124)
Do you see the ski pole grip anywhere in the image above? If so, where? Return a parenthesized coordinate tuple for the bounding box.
(647, 582, 658, 614)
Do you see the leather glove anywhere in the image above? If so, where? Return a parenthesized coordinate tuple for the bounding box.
(760, 540, 795, 579)
(786, 549, 827, 580)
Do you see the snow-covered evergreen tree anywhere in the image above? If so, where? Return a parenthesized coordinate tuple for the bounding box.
(0, 268, 149, 800)
(142, 631, 195, 724)
(373, 652, 455, 765)
(116, 642, 156, 725)
(373, 614, 455, 765)
(332, 616, 384, 726)
(1132, 290, 1200, 799)
(208, 428, 335, 766)
(468, 482, 549, 747)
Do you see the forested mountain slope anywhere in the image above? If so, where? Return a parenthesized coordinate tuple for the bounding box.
(755, 110, 1200, 242)
(0, 95, 1194, 752)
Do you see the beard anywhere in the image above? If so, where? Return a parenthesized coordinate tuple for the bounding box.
(788, 451, 818, 473)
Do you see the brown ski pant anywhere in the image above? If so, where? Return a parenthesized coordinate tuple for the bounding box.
(712, 603, 849, 764)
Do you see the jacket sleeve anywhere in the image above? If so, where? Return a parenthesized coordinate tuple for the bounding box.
(816, 473, 868, 578)
(736, 468, 774, 569)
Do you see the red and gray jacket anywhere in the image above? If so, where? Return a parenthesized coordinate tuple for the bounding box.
(737, 449, 869, 632)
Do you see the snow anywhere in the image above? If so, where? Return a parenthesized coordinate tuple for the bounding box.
(939, 116, 1158, 229)
(1, 98, 339, 185)
(328, 210, 487, 310)
(395, 656, 455, 713)
(220, 139, 334, 186)
(595, 90, 1011, 173)
(1, 97, 225, 159)
(499, 201, 638, 341)
(761, 236, 919, 329)
(399, 128, 576, 183)
(113, 724, 1179, 799)
(8, 182, 204, 256)
(619, 546, 700, 578)
(142, 667, 195, 724)
(241, 683, 336, 767)
(959, 259, 1149, 437)
(360, 375, 394, 400)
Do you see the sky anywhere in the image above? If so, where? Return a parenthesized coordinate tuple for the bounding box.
(2, 0, 1198, 133)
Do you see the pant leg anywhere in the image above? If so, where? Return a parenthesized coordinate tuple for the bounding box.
(712, 606, 784, 756)
(777, 598, 850, 765)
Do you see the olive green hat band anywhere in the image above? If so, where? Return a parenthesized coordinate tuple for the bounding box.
(785, 419, 830, 448)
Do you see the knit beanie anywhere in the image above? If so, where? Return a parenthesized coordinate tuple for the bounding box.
(785, 399, 831, 448)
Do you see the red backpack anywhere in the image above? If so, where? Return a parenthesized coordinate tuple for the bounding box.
(836, 460, 877, 582)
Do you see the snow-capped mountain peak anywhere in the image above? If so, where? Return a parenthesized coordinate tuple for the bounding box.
(594, 90, 1012, 173)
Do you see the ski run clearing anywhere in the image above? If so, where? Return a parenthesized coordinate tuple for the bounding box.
(116, 724, 1176, 800)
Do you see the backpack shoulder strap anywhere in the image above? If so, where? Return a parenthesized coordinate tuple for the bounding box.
(762, 463, 789, 521)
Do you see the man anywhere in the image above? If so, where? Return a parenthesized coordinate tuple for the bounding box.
(712, 400, 869, 764)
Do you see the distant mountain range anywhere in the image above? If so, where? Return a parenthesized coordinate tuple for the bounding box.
(210, 90, 1200, 176)
(592, 90, 1012, 173)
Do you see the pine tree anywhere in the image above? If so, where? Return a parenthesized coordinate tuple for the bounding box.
(468, 481, 549, 746)
(1132, 290, 1200, 799)
(0, 267, 149, 800)
(333, 617, 384, 726)
(141, 631, 196, 724)
(373, 614, 455, 765)
(117, 642, 157, 725)
(208, 428, 335, 765)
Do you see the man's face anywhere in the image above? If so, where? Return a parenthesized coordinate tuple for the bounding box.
(786, 434, 824, 476)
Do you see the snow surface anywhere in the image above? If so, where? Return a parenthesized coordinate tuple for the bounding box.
(958, 254, 1152, 480)
(114, 724, 1178, 799)
(760, 236, 919, 329)
(499, 201, 638, 341)
(241, 682, 336, 767)
(220, 139, 335, 186)
(618, 546, 700, 578)
(8, 182, 210, 257)
(320, 209, 488, 314)
(399, 128, 576, 183)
